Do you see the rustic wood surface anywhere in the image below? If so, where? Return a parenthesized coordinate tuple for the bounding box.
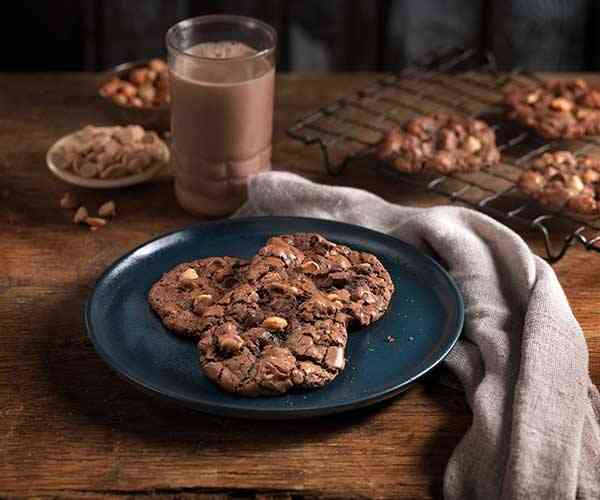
(1, 72, 599, 500)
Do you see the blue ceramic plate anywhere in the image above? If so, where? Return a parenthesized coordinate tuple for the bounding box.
(85, 217, 463, 419)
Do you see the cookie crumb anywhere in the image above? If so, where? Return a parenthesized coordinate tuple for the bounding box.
(98, 200, 116, 218)
(60, 192, 79, 209)
(73, 206, 88, 224)
(85, 216, 107, 228)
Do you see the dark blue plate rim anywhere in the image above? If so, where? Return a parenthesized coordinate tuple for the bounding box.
(84, 216, 464, 419)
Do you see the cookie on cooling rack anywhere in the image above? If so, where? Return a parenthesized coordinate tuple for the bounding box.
(518, 150, 600, 215)
(505, 79, 600, 139)
(376, 113, 500, 175)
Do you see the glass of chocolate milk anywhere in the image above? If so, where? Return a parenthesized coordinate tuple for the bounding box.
(166, 16, 276, 216)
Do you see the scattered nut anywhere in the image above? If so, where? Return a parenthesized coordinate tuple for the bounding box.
(60, 192, 79, 209)
(73, 206, 88, 224)
(262, 316, 288, 331)
(85, 217, 107, 228)
(98, 200, 116, 218)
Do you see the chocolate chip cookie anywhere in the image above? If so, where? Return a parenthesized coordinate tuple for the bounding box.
(148, 256, 249, 337)
(376, 113, 500, 175)
(505, 79, 600, 139)
(518, 150, 600, 214)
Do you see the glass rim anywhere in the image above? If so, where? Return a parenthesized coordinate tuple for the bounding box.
(166, 15, 277, 63)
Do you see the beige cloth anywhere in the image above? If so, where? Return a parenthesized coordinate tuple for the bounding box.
(236, 171, 600, 500)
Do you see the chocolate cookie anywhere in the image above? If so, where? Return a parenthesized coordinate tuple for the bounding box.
(148, 256, 248, 337)
(518, 150, 600, 214)
(149, 233, 394, 397)
(197, 278, 349, 396)
(257, 233, 394, 326)
(505, 79, 600, 139)
(376, 113, 500, 175)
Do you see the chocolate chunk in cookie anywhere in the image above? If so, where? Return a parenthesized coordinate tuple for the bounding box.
(148, 256, 248, 337)
(518, 150, 600, 214)
(505, 79, 600, 139)
(376, 113, 500, 175)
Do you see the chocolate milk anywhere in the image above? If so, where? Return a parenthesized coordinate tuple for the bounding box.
(170, 41, 275, 216)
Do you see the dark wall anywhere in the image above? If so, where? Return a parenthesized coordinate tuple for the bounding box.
(1, 0, 597, 72)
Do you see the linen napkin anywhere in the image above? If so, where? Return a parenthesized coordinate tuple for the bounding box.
(235, 171, 600, 500)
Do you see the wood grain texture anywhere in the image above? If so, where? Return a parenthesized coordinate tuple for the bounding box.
(1, 72, 599, 499)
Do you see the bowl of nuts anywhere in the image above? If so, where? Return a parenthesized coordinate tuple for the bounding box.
(99, 58, 170, 132)
(47, 125, 170, 189)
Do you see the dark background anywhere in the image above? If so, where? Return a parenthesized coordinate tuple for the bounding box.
(3, 0, 600, 72)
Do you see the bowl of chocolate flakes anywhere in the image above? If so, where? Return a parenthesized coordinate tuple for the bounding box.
(98, 58, 170, 132)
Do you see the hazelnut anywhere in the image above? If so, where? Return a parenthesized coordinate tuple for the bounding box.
(218, 333, 244, 355)
(130, 97, 144, 108)
(129, 68, 148, 85)
(148, 58, 168, 73)
(60, 192, 79, 209)
(120, 82, 137, 98)
(100, 78, 122, 97)
(262, 316, 288, 331)
(301, 260, 320, 274)
(192, 294, 213, 314)
(465, 136, 482, 153)
(550, 97, 574, 112)
(73, 206, 88, 224)
(98, 200, 116, 218)
(138, 85, 156, 103)
(179, 268, 199, 287)
(85, 217, 107, 228)
(146, 69, 158, 82)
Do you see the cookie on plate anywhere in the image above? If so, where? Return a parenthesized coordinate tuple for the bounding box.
(518, 150, 600, 214)
(149, 233, 395, 397)
(505, 79, 600, 139)
(376, 113, 500, 175)
(259, 233, 395, 326)
(197, 233, 394, 396)
(197, 279, 349, 397)
(148, 256, 249, 337)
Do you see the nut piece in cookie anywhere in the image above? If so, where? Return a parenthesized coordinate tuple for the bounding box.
(518, 150, 600, 215)
(376, 113, 500, 175)
(505, 79, 600, 139)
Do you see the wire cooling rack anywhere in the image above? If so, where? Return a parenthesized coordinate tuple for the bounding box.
(286, 48, 600, 263)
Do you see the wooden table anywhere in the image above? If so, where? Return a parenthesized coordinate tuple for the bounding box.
(1, 73, 599, 500)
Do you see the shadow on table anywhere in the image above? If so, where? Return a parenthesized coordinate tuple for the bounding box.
(42, 293, 400, 450)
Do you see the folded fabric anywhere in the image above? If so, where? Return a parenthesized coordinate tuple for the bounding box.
(235, 171, 600, 500)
